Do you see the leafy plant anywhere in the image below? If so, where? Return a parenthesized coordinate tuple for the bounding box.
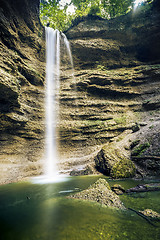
(131, 142, 150, 156)
(40, 0, 72, 31)
(40, 0, 154, 31)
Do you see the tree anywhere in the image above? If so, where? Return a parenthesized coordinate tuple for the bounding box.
(101, 0, 134, 18)
(40, 0, 155, 31)
(40, 0, 72, 31)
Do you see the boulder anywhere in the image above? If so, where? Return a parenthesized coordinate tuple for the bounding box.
(111, 184, 125, 195)
(94, 137, 136, 178)
(69, 178, 125, 209)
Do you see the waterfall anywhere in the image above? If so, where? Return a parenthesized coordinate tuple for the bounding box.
(45, 27, 60, 179)
(62, 33, 74, 71)
(32, 27, 73, 184)
(44, 27, 74, 181)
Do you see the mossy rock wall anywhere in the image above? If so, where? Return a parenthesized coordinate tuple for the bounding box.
(0, 0, 46, 184)
(58, 1, 160, 177)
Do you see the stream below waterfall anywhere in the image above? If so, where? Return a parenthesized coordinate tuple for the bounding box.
(0, 176, 160, 240)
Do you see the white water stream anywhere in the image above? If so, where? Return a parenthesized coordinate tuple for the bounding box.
(44, 27, 73, 181)
(45, 27, 60, 178)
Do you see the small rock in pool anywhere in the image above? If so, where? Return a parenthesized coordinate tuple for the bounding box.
(139, 209, 160, 219)
(68, 178, 125, 210)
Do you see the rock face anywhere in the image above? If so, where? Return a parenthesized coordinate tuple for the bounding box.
(69, 178, 125, 209)
(0, 0, 45, 183)
(66, 2, 160, 69)
(59, 1, 160, 177)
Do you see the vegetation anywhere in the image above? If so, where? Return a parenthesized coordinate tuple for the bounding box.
(131, 142, 150, 156)
(40, 0, 72, 31)
(40, 0, 154, 31)
(111, 158, 136, 178)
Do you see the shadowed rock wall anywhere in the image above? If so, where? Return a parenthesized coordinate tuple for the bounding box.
(0, 0, 45, 183)
(66, 2, 160, 69)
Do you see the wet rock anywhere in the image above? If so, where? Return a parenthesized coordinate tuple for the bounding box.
(139, 209, 160, 220)
(126, 183, 160, 193)
(142, 96, 160, 110)
(131, 142, 150, 157)
(111, 184, 125, 195)
(66, 2, 160, 69)
(69, 178, 125, 209)
(0, 0, 45, 184)
(131, 123, 160, 176)
(131, 123, 140, 133)
(70, 165, 94, 176)
(130, 140, 140, 149)
(94, 138, 136, 178)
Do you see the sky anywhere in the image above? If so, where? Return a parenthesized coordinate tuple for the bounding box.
(60, 0, 76, 14)
(134, 0, 146, 8)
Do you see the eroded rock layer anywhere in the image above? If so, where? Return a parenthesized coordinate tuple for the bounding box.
(0, 0, 45, 183)
(59, 2, 160, 177)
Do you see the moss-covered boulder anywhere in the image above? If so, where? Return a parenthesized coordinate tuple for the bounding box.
(111, 158, 136, 178)
(69, 178, 125, 209)
(94, 135, 136, 178)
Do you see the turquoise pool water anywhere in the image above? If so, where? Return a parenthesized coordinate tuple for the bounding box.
(0, 175, 160, 240)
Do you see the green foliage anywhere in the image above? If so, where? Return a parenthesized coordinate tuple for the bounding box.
(40, 0, 72, 31)
(88, 4, 101, 15)
(101, 0, 134, 18)
(131, 142, 150, 156)
(40, 0, 155, 31)
(111, 158, 136, 178)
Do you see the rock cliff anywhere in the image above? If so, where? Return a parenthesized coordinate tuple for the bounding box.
(0, 0, 45, 183)
(59, 1, 160, 177)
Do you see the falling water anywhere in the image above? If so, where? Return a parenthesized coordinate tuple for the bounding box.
(62, 33, 74, 71)
(44, 27, 74, 181)
(45, 27, 60, 178)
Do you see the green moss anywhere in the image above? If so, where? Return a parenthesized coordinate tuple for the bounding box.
(130, 139, 140, 149)
(111, 158, 136, 179)
(114, 116, 126, 125)
(132, 142, 150, 156)
(96, 64, 106, 71)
